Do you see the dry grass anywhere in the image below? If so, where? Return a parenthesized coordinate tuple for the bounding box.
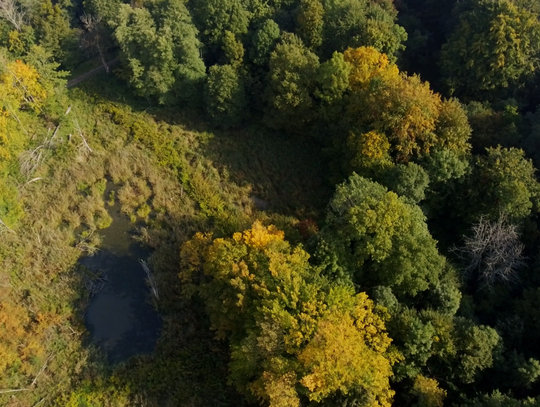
(1, 74, 331, 405)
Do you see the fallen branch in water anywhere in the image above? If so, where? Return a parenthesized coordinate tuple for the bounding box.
(139, 259, 159, 301)
(83, 269, 108, 297)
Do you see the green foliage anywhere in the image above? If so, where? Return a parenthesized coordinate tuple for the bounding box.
(380, 162, 430, 205)
(500, 351, 540, 388)
(463, 391, 540, 407)
(321, 0, 407, 60)
(466, 100, 523, 152)
(441, 0, 540, 98)
(467, 146, 540, 221)
(113, 0, 206, 103)
(204, 64, 247, 128)
(264, 33, 320, 132)
(249, 19, 280, 67)
(421, 148, 470, 184)
(452, 318, 501, 384)
(319, 174, 445, 297)
(314, 51, 350, 104)
(435, 98, 472, 154)
(190, 0, 250, 46)
(84, 0, 123, 21)
(296, 0, 324, 50)
(32, 0, 79, 66)
(426, 267, 462, 316)
(221, 31, 245, 66)
(420, 147, 471, 222)
(386, 306, 501, 389)
(389, 307, 437, 380)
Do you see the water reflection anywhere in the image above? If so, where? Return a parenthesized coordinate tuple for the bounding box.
(80, 201, 161, 363)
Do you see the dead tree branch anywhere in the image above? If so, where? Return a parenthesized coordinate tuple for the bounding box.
(74, 119, 92, 155)
(31, 354, 54, 387)
(0, 217, 15, 234)
(80, 13, 110, 73)
(453, 216, 525, 290)
(0, 0, 25, 31)
(0, 388, 30, 394)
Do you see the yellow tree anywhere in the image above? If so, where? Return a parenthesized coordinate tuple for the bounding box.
(299, 291, 395, 407)
(180, 222, 396, 407)
(0, 58, 47, 227)
(341, 47, 470, 164)
(343, 46, 399, 91)
(412, 375, 447, 407)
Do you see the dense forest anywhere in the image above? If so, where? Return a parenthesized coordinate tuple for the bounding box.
(3, 0, 540, 406)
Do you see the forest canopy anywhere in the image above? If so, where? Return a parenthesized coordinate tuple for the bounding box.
(2, 0, 540, 406)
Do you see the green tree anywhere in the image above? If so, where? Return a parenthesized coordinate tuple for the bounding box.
(388, 307, 437, 380)
(466, 147, 540, 221)
(465, 391, 540, 407)
(113, 1, 205, 103)
(32, 0, 79, 66)
(221, 30, 245, 66)
(380, 162, 430, 205)
(435, 98, 472, 154)
(321, 0, 407, 60)
(249, 19, 280, 67)
(466, 100, 522, 152)
(190, 0, 250, 47)
(114, 5, 172, 98)
(160, 0, 207, 101)
(204, 64, 247, 128)
(84, 0, 123, 22)
(440, 0, 540, 98)
(319, 174, 445, 297)
(296, 0, 324, 50)
(264, 33, 320, 132)
(452, 318, 501, 384)
(314, 51, 350, 105)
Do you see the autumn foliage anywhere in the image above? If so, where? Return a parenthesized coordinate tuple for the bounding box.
(180, 222, 396, 407)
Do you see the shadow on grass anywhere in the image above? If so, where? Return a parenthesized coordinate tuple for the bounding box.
(200, 125, 333, 220)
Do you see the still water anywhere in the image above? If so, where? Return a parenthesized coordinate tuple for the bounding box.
(80, 202, 161, 363)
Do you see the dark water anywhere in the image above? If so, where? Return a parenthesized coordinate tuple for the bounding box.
(80, 203, 161, 363)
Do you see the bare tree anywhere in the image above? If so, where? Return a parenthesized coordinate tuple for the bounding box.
(453, 216, 526, 290)
(0, 0, 25, 31)
(80, 13, 110, 73)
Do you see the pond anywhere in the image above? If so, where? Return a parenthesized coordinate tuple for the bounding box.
(79, 198, 161, 363)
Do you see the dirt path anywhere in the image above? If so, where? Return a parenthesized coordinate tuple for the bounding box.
(67, 58, 119, 88)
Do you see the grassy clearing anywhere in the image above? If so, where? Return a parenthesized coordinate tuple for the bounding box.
(0, 73, 331, 406)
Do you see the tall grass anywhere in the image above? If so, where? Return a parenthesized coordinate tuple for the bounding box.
(1, 73, 331, 406)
